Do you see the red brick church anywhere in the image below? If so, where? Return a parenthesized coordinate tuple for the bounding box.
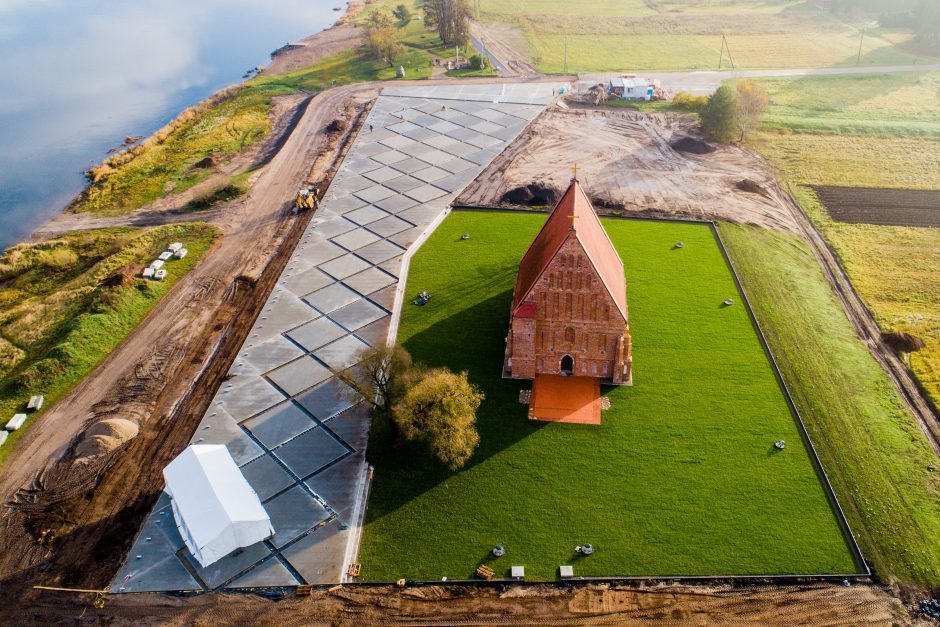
(504, 177, 632, 424)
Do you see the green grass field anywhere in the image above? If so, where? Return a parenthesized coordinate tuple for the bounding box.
(751, 71, 940, 409)
(720, 223, 940, 586)
(479, 0, 939, 72)
(358, 211, 858, 581)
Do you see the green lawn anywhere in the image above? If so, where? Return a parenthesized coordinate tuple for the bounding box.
(720, 223, 940, 586)
(358, 211, 858, 581)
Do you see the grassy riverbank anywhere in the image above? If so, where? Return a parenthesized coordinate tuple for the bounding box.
(0, 223, 219, 464)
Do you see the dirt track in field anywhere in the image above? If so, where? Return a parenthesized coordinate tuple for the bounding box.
(457, 108, 802, 234)
(6, 581, 914, 625)
(813, 186, 940, 228)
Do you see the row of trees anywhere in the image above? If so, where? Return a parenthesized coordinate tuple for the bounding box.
(339, 344, 484, 471)
(423, 0, 473, 47)
(364, 8, 410, 66)
(698, 79, 769, 143)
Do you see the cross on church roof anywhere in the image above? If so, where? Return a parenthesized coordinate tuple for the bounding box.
(572, 163, 579, 181)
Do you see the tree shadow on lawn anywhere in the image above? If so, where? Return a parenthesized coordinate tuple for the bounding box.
(364, 289, 552, 525)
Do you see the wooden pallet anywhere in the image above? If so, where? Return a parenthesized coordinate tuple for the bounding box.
(475, 564, 495, 580)
(347, 562, 361, 577)
(296, 585, 312, 597)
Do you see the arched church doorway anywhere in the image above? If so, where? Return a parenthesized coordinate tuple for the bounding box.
(560, 354, 574, 376)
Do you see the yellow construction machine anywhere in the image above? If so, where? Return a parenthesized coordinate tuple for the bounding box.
(295, 187, 318, 212)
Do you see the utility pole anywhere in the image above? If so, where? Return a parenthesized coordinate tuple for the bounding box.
(856, 29, 865, 66)
(564, 34, 568, 74)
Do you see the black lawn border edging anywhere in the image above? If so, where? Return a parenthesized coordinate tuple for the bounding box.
(445, 205, 871, 580)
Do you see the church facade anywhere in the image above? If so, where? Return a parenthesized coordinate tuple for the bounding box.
(504, 178, 633, 389)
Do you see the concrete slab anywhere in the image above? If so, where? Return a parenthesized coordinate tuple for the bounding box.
(187, 540, 272, 590)
(240, 454, 296, 501)
(374, 194, 419, 214)
(305, 454, 363, 522)
(192, 407, 265, 464)
(295, 378, 357, 422)
(266, 485, 331, 548)
(332, 227, 381, 251)
(211, 378, 286, 424)
(244, 401, 318, 449)
(286, 316, 349, 352)
(329, 299, 388, 332)
(378, 133, 418, 150)
(312, 334, 370, 371)
(343, 267, 397, 296)
(294, 239, 347, 265)
(326, 405, 371, 453)
(403, 126, 437, 142)
(246, 300, 310, 345)
(355, 240, 404, 265)
(227, 556, 299, 588)
(305, 283, 362, 315)
(430, 170, 477, 193)
(274, 426, 348, 479)
(280, 518, 348, 585)
(398, 205, 445, 225)
(389, 156, 431, 175)
(344, 205, 389, 227)
(467, 134, 503, 150)
(319, 254, 372, 280)
(382, 174, 425, 194)
(436, 157, 476, 174)
(377, 255, 404, 278)
(281, 268, 335, 299)
(362, 165, 402, 184)
(417, 148, 455, 166)
(370, 150, 408, 166)
(388, 227, 426, 249)
(412, 166, 450, 184)
(235, 336, 305, 375)
(267, 357, 332, 397)
(422, 134, 461, 151)
(354, 316, 392, 347)
(405, 184, 448, 204)
(354, 184, 397, 204)
(364, 284, 397, 312)
(396, 140, 433, 158)
(323, 194, 369, 214)
(364, 215, 415, 239)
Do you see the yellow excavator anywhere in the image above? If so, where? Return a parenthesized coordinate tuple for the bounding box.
(294, 187, 319, 212)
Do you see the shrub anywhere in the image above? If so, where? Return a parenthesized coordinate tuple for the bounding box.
(699, 84, 738, 143)
(672, 91, 708, 111)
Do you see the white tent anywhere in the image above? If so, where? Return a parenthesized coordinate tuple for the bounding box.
(163, 445, 274, 568)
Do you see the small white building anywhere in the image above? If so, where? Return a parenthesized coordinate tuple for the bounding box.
(608, 76, 654, 101)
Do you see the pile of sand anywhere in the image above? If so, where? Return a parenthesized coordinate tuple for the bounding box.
(74, 418, 139, 459)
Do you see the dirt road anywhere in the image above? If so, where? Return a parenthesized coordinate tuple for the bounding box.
(458, 108, 800, 233)
(7, 581, 911, 624)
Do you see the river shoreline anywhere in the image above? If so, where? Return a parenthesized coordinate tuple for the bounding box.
(23, 1, 367, 248)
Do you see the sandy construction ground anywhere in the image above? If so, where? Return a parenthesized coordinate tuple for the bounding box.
(458, 108, 801, 234)
(5, 581, 913, 624)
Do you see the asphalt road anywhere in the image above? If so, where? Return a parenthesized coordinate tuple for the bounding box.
(579, 64, 940, 94)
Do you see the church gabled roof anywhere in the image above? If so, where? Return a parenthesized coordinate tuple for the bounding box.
(512, 179, 627, 320)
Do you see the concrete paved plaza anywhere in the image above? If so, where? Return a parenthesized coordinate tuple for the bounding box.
(112, 83, 555, 592)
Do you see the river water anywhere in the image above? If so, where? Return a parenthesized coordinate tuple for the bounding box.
(0, 0, 341, 251)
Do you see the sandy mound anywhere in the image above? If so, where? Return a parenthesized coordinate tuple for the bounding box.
(74, 418, 139, 459)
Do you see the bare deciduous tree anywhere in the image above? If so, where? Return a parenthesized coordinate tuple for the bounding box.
(334, 344, 414, 417)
